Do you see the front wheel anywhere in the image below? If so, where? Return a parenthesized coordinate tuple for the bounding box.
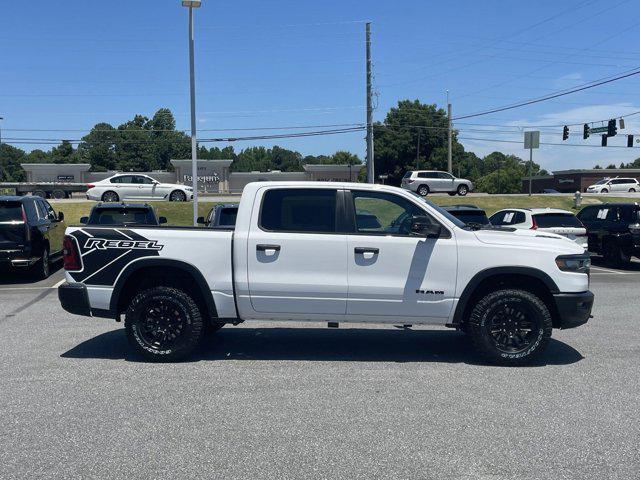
(601, 188, 608, 194)
(457, 184, 469, 196)
(125, 286, 205, 361)
(467, 289, 552, 366)
(170, 190, 187, 202)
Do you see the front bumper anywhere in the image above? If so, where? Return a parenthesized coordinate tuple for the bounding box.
(58, 283, 91, 316)
(553, 291, 594, 329)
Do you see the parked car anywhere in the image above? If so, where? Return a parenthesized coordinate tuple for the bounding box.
(85, 174, 193, 203)
(401, 170, 474, 196)
(489, 208, 587, 249)
(577, 202, 640, 266)
(59, 181, 592, 366)
(540, 189, 560, 194)
(198, 204, 238, 228)
(80, 203, 167, 226)
(0, 195, 65, 279)
(442, 205, 490, 227)
(585, 177, 639, 194)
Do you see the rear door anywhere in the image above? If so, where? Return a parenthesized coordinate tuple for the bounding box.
(345, 189, 457, 320)
(0, 201, 27, 253)
(247, 187, 348, 317)
(577, 206, 601, 252)
(39, 200, 65, 255)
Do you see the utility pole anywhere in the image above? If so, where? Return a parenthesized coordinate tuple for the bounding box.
(416, 130, 421, 168)
(183, 0, 201, 225)
(447, 91, 452, 174)
(365, 22, 374, 184)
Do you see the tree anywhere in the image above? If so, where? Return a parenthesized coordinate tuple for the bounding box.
(78, 123, 118, 171)
(0, 144, 27, 181)
(51, 140, 79, 164)
(474, 152, 541, 194)
(606, 164, 617, 169)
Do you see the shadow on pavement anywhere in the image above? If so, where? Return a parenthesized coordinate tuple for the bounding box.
(0, 260, 63, 285)
(61, 326, 584, 367)
(590, 256, 640, 272)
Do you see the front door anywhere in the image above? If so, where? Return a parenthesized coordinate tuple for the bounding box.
(345, 190, 458, 321)
(247, 187, 348, 317)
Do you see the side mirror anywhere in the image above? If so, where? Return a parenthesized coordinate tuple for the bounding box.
(158, 216, 167, 225)
(57, 211, 64, 221)
(411, 216, 442, 238)
(80, 216, 88, 224)
(196, 216, 205, 225)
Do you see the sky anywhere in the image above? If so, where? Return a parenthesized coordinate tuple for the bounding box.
(2, 0, 640, 172)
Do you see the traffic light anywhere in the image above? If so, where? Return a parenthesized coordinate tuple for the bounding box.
(583, 124, 590, 139)
(601, 134, 608, 147)
(607, 119, 617, 137)
(562, 125, 569, 141)
(628, 135, 634, 147)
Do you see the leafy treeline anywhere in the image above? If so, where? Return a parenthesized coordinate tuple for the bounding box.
(0, 108, 361, 182)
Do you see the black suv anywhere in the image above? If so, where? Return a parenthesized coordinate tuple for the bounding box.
(81, 203, 167, 226)
(577, 202, 640, 266)
(0, 196, 65, 278)
(198, 204, 238, 229)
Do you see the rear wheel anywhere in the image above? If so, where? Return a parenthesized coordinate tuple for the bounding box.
(33, 246, 50, 280)
(457, 184, 469, 196)
(32, 190, 47, 198)
(51, 189, 66, 199)
(125, 286, 205, 361)
(629, 188, 636, 193)
(417, 185, 429, 196)
(170, 190, 187, 202)
(467, 289, 552, 366)
(101, 191, 119, 203)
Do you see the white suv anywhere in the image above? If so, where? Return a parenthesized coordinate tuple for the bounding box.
(489, 208, 588, 249)
(86, 174, 194, 203)
(401, 170, 474, 196)
(586, 177, 639, 194)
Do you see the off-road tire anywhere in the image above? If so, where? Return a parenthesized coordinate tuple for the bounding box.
(603, 240, 630, 267)
(417, 185, 429, 196)
(125, 286, 204, 362)
(467, 289, 552, 366)
(101, 191, 119, 203)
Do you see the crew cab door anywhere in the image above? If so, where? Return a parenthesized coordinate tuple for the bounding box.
(246, 187, 348, 316)
(344, 190, 457, 321)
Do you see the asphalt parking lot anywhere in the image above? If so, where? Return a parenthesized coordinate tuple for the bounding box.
(1, 261, 639, 479)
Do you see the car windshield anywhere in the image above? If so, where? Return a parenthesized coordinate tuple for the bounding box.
(533, 213, 582, 228)
(0, 202, 23, 222)
(452, 211, 490, 226)
(91, 208, 155, 225)
(409, 192, 467, 229)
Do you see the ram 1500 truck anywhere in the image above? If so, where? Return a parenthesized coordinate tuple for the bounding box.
(58, 182, 594, 365)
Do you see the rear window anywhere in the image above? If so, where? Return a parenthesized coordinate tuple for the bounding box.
(0, 202, 23, 222)
(402, 171, 413, 179)
(217, 207, 238, 226)
(452, 211, 490, 226)
(533, 213, 582, 228)
(260, 189, 337, 233)
(91, 208, 155, 226)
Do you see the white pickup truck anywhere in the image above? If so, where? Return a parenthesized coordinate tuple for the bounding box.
(59, 182, 593, 365)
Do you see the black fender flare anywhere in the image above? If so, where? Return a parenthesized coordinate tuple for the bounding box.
(451, 266, 559, 325)
(109, 258, 217, 317)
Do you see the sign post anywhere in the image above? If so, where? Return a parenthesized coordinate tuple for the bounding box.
(524, 131, 540, 196)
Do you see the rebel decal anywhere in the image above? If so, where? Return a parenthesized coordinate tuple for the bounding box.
(84, 238, 164, 251)
(68, 228, 162, 286)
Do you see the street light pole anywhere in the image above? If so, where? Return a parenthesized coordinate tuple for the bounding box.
(183, 0, 201, 225)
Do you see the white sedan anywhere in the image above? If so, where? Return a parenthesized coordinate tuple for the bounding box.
(489, 208, 588, 249)
(86, 174, 193, 202)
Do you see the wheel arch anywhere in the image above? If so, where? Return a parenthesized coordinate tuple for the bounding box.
(452, 267, 561, 328)
(110, 258, 217, 320)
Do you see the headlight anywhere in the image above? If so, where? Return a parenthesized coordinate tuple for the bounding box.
(556, 254, 590, 273)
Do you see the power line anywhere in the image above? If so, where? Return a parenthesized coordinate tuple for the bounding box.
(452, 67, 640, 120)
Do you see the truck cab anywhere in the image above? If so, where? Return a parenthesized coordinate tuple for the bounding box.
(59, 182, 593, 365)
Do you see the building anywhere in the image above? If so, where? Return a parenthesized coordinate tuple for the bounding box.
(522, 168, 640, 193)
(20, 160, 362, 195)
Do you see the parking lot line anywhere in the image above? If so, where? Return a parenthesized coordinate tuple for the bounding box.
(590, 266, 627, 275)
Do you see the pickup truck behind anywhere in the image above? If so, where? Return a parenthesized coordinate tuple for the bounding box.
(59, 182, 593, 365)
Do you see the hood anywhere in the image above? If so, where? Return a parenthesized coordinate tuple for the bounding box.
(473, 227, 582, 254)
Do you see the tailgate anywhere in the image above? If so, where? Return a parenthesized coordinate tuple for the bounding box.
(0, 201, 27, 252)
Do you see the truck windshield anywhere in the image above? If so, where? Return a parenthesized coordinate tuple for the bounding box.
(0, 202, 23, 222)
(409, 192, 467, 229)
(533, 213, 582, 228)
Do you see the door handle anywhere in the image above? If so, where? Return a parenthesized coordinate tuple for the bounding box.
(354, 247, 379, 255)
(257, 244, 281, 252)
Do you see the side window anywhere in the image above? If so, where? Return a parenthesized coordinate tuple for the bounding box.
(490, 210, 515, 226)
(42, 201, 57, 221)
(606, 208, 621, 222)
(260, 189, 337, 233)
(437, 172, 453, 179)
(35, 200, 47, 220)
(578, 207, 596, 222)
(351, 191, 429, 235)
(111, 176, 133, 184)
(512, 212, 526, 224)
(417, 172, 437, 179)
(596, 208, 610, 220)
